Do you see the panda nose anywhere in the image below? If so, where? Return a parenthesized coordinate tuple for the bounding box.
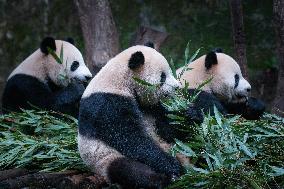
(85, 76, 92, 81)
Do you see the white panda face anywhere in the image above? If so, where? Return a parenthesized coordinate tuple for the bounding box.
(46, 41, 92, 87)
(65, 59, 92, 83)
(209, 53, 251, 103)
(129, 48, 180, 106)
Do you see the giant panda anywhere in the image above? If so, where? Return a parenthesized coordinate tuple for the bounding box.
(78, 45, 183, 188)
(2, 37, 92, 117)
(176, 49, 265, 120)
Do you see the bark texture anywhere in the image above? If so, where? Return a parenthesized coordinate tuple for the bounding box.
(272, 0, 284, 116)
(229, 0, 249, 80)
(0, 169, 106, 189)
(74, 0, 120, 74)
(130, 26, 169, 50)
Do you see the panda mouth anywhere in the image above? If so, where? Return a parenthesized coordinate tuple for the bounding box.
(233, 94, 248, 103)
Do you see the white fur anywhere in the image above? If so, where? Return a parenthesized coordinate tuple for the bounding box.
(78, 134, 123, 181)
(8, 40, 92, 87)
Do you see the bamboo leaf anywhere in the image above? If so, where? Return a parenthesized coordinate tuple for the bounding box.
(188, 47, 201, 63)
(47, 47, 62, 64)
(133, 77, 155, 87)
(60, 43, 64, 63)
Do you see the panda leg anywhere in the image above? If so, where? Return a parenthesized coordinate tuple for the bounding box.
(108, 157, 170, 189)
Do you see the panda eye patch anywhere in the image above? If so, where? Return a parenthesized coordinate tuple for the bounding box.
(71, 61, 80, 72)
(234, 74, 240, 88)
(160, 72, 166, 86)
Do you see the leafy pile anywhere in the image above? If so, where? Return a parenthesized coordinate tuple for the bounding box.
(0, 110, 86, 172)
(163, 95, 284, 188)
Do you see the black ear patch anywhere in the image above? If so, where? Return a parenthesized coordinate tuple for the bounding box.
(128, 51, 145, 70)
(66, 37, 75, 45)
(40, 37, 56, 55)
(213, 47, 223, 53)
(205, 51, 218, 69)
(144, 41, 155, 49)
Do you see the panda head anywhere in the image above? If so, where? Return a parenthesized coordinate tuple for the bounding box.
(205, 50, 251, 103)
(40, 37, 92, 87)
(84, 45, 179, 106)
(129, 47, 180, 106)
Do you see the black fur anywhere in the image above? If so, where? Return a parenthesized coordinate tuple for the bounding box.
(70, 61, 80, 72)
(108, 157, 169, 189)
(2, 74, 85, 117)
(40, 37, 56, 55)
(187, 89, 227, 115)
(128, 51, 145, 69)
(185, 89, 265, 121)
(65, 37, 75, 45)
(145, 103, 194, 143)
(223, 97, 266, 120)
(213, 47, 223, 53)
(144, 41, 155, 49)
(205, 51, 218, 69)
(234, 74, 240, 89)
(79, 92, 182, 187)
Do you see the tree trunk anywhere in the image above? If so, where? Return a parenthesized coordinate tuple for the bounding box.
(272, 0, 284, 116)
(74, 0, 120, 74)
(130, 26, 169, 51)
(229, 0, 249, 80)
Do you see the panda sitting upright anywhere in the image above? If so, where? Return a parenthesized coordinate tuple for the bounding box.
(2, 37, 92, 116)
(78, 45, 183, 188)
(177, 49, 265, 120)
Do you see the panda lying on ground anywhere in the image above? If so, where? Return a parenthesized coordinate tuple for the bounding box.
(177, 48, 265, 121)
(78, 45, 184, 188)
(1, 37, 92, 116)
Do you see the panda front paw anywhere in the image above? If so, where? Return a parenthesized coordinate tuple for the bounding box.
(68, 81, 85, 96)
(160, 156, 183, 179)
(148, 173, 171, 189)
(185, 105, 204, 124)
(244, 97, 266, 120)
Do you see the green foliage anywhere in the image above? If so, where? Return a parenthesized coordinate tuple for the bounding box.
(164, 93, 284, 188)
(47, 44, 63, 65)
(170, 42, 201, 80)
(162, 43, 284, 188)
(0, 109, 87, 172)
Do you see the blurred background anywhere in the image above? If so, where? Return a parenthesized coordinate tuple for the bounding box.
(0, 0, 281, 113)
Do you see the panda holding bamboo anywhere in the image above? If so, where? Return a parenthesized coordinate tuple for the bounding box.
(78, 44, 183, 189)
(177, 48, 265, 121)
(2, 37, 92, 116)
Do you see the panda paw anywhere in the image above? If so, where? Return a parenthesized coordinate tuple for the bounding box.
(244, 97, 266, 120)
(185, 105, 204, 124)
(148, 173, 171, 189)
(66, 81, 85, 100)
(161, 156, 183, 179)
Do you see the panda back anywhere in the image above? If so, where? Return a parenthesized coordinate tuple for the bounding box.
(8, 49, 46, 82)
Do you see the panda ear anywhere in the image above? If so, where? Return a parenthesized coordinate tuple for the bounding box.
(205, 51, 218, 69)
(144, 41, 155, 49)
(213, 47, 223, 53)
(128, 51, 145, 70)
(65, 37, 75, 45)
(40, 37, 56, 55)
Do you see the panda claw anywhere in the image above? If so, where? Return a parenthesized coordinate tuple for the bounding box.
(170, 174, 179, 182)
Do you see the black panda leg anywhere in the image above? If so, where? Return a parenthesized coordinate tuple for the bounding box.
(108, 157, 170, 189)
